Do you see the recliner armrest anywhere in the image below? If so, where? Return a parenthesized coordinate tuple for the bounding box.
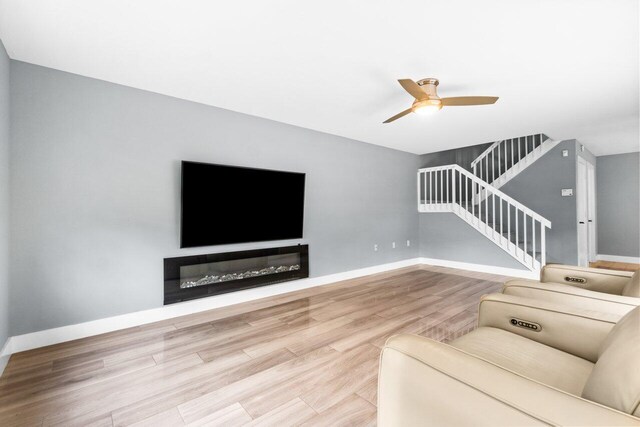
(541, 264, 633, 295)
(379, 335, 640, 426)
(502, 280, 640, 316)
(478, 293, 620, 362)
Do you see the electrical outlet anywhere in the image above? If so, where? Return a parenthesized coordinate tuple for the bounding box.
(374, 244, 378, 252)
(392, 242, 396, 249)
(407, 240, 411, 247)
(562, 149, 569, 157)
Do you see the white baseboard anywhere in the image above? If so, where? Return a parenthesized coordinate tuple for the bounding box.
(596, 254, 640, 263)
(0, 338, 11, 376)
(419, 257, 538, 280)
(0, 256, 536, 369)
(5, 258, 422, 358)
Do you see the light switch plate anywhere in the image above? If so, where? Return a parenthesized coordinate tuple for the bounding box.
(562, 188, 573, 196)
(562, 149, 569, 157)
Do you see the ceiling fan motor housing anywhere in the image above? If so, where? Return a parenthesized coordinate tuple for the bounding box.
(416, 78, 439, 98)
(416, 78, 439, 87)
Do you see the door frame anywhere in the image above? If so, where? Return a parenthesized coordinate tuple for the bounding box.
(586, 162, 597, 262)
(576, 156, 597, 267)
(576, 157, 589, 267)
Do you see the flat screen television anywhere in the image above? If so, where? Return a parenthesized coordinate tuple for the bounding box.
(181, 161, 305, 248)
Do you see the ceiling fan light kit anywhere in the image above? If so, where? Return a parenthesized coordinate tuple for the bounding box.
(413, 99, 442, 115)
(384, 78, 498, 123)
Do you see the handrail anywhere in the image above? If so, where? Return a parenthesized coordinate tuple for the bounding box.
(470, 139, 504, 168)
(418, 164, 551, 228)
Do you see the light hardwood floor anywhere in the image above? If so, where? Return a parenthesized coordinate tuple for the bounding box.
(0, 265, 509, 426)
(589, 260, 640, 272)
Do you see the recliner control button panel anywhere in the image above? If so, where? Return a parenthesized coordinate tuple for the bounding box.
(510, 318, 542, 332)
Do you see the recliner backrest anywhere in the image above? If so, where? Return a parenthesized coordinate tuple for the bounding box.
(622, 271, 640, 297)
(581, 306, 640, 416)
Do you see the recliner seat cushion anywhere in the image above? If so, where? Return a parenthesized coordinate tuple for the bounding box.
(582, 307, 640, 415)
(450, 326, 594, 396)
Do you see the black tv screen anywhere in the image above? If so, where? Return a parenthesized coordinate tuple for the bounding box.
(181, 161, 305, 248)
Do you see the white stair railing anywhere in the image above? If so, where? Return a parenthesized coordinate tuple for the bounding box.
(418, 164, 551, 272)
(471, 134, 548, 185)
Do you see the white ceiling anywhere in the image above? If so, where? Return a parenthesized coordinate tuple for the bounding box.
(0, 0, 638, 155)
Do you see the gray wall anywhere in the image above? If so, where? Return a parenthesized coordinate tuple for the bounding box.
(419, 213, 525, 269)
(420, 142, 492, 172)
(9, 61, 420, 336)
(0, 40, 9, 347)
(596, 152, 640, 257)
(499, 140, 585, 265)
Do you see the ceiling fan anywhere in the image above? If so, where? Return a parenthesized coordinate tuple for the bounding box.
(383, 78, 498, 123)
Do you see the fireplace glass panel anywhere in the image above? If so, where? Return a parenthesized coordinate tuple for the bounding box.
(179, 253, 302, 289)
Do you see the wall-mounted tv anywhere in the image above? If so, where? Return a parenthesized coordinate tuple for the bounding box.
(181, 161, 305, 248)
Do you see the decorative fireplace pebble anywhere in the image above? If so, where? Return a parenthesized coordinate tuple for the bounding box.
(180, 264, 301, 289)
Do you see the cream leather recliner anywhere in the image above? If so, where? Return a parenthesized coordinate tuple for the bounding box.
(502, 265, 640, 316)
(378, 294, 640, 426)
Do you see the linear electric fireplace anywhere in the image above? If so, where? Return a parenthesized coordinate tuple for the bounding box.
(164, 245, 309, 305)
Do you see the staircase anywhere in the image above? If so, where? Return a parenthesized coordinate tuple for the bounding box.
(470, 134, 560, 201)
(418, 164, 551, 273)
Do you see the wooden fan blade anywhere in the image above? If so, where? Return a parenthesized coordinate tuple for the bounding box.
(398, 79, 429, 100)
(440, 96, 499, 106)
(383, 108, 413, 123)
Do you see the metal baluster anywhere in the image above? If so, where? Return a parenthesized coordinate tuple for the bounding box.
(439, 170, 443, 209)
(418, 172, 422, 209)
(491, 150, 494, 182)
(485, 156, 488, 183)
(430, 171, 434, 204)
(507, 203, 511, 248)
(485, 187, 489, 232)
(435, 170, 439, 206)
(516, 210, 519, 254)
(452, 170, 456, 206)
(532, 220, 537, 268)
(500, 196, 503, 241)
(541, 228, 546, 268)
(435, 170, 439, 207)
(519, 137, 522, 161)
(465, 175, 468, 213)
(510, 139, 514, 169)
(524, 214, 528, 261)
(445, 169, 448, 205)
(424, 171, 427, 207)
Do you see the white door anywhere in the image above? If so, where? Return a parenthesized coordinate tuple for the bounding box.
(587, 162, 597, 262)
(576, 157, 589, 266)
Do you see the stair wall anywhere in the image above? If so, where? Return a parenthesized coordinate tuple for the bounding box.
(418, 212, 528, 270)
(420, 142, 493, 173)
